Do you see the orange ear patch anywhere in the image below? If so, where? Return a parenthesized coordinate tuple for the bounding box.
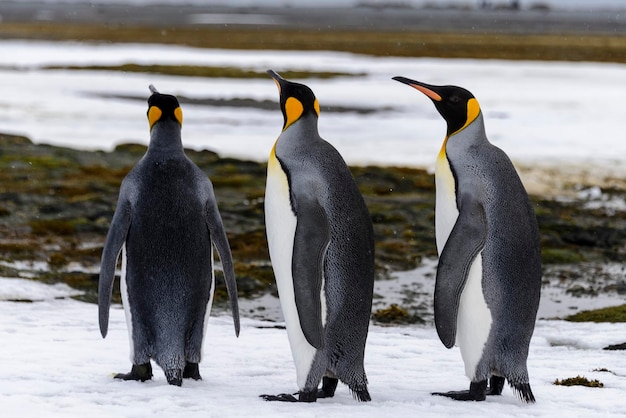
(459, 98, 480, 132)
(148, 106, 162, 129)
(284, 97, 304, 130)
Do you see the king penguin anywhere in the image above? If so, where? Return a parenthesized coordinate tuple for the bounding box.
(392, 77, 541, 403)
(261, 70, 375, 402)
(98, 85, 240, 386)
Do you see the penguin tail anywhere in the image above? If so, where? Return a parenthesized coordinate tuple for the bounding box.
(349, 384, 371, 402)
(509, 382, 536, 403)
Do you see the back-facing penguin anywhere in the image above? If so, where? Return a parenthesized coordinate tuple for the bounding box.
(98, 85, 240, 386)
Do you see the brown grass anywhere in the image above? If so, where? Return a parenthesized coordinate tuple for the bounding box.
(1, 22, 626, 63)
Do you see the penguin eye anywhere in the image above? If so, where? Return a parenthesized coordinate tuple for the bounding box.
(449, 95, 461, 104)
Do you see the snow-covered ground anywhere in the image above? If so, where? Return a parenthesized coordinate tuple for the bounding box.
(2, 38, 626, 416)
(0, 278, 625, 418)
(2, 40, 626, 175)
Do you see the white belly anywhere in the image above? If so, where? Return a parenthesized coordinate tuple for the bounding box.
(200, 246, 216, 358)
(120, 245, 134, 362)
(434, 151, 459, 254)
(456, 253, 492, 380)
(265, 151, 317, 390)
(435, 149, 492, 379)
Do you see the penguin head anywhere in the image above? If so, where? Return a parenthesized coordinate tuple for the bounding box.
(147, 84, 183, 131)
(392, 77, 481, 137)
(267, 70, 320, 130)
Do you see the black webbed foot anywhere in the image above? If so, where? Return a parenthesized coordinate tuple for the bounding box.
(260, 393, 300, 402)
(317, 376, 338, 399)
(114, 363, 153, 382)
(260, 389, 317, 402)
(183, 363, 202, 380)
(432, 380, 487, 401)
(487, 376, 505, 396)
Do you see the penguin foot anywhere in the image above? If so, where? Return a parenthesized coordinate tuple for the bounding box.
(510, 382, 536, 403)
(260, 389, 319, 402)
(183, 363, 202, 380)
(432, 380, 487, 401)
(487, 376, 505, 396)
(317, 376, 338, 399)
(114, 363, 152, 382)
(259, 393, 300, 402)
(164, 369, 183, 386)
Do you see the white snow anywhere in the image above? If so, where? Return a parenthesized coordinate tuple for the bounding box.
(0, 278, 625, 417)
(1, 37, 626, 416)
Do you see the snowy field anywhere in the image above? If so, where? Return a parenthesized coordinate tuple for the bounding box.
(0, 278, 625, 418)
(2, 40, 626, 175)
(2, 37, 626, 416)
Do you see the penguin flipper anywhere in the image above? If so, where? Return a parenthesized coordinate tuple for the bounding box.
(434, 192, 486, 348)
(205, 195, 241, 337)
(98, 199, 131, 338)
(292, 195, 330, 350)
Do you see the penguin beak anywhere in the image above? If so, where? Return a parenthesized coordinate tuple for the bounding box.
(392, 76, 442, 102)
(267, 69, 285, 93)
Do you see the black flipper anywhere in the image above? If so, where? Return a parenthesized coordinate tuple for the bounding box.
(292, 195, 330, 349)
(434, 192, 487, 348)
(205, 189, 240, 337)
(98, 197, 131, 339)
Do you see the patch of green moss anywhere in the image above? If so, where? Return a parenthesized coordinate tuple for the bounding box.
(541, 247, 584, 264)
(372, 303, 424, 325)
(0, 241, 39, 260)
(47, 252, 69, 269)
(29, 219, 75, 236)
(114, 143, 148, 155)
(553, 376, 603, 388)
(0, 133, 33, 146)
(565, 304, 626, 323)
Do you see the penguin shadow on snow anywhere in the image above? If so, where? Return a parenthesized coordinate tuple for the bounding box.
(261, 70, 375, 403)
(98, 85, 240, 386)
(392, 77, 541, 404)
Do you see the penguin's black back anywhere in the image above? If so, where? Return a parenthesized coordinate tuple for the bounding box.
(124, 153, 212, 344)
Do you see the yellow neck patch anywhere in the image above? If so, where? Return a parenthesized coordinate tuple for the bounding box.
(457, 98, 480, 133)
(148, 106, 183, 129)
(314, 99, 320, 116)
(148, 106, 162, 129)
(284, 97, 304, 130)
(437, 137, 449, 161)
